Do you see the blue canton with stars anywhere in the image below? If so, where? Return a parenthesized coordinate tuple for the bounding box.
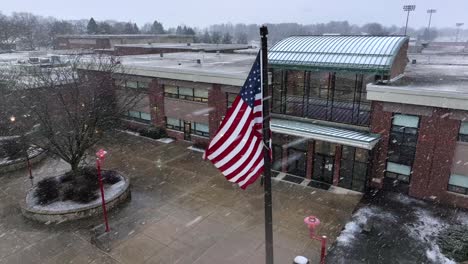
(239, 54, 262, 108)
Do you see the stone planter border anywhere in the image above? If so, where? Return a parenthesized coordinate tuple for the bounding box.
(21, 172, 131, 223)
(0, 148, 47, 174)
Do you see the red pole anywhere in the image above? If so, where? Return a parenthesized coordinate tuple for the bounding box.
(27, 156, 33, 187)
(96, 158, 110, 232)
(320, 235, 327, 264)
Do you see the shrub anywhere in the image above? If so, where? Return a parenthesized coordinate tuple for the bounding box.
(34, 178, 60, 205)
(140, 126, 167, 139)
(1, 138, 26, 160)
(102, 170, 121, 184)
(437, 225, 468, 262)
(71, 184, 99, 203)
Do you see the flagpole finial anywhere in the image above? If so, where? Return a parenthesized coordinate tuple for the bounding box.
(260, 26, 268, 36)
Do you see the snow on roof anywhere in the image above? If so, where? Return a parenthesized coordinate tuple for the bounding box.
(115, 52, 257, 86)
(115, 43, 250, 51)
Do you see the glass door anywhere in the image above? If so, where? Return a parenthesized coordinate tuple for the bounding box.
(312, 141, 336, 184)
(287, 148, 307, 177)
(184, 121, 191, 141)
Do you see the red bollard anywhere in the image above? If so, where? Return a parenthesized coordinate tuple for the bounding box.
(304, 216, 327, 264)
(96, 149, 110, 232)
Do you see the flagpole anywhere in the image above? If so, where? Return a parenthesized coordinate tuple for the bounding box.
(260, 25, 274, 264)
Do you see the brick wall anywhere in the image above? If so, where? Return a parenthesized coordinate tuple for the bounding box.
(208, 84, 227, 139)
(148, 79, 165, 127)
(369, 101, 393, 188)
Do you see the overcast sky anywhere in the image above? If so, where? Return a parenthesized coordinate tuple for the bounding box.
(1, 0, 466, 29)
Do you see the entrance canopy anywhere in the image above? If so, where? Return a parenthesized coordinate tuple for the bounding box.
(271, 118, 380, 150)
(268, 35, 408, 74)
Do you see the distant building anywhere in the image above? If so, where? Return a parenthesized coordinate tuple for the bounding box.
(54, 34, 194, 50)
(112, 43, 251, 56)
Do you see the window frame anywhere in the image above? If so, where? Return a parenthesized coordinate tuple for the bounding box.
(384, 113, 420, 183)
(191, 122, 210, 137)
(165, 117, 183, 131)
(124, 110, 151, 123)
(458, 121, 468, 142)
(164, 85, 208, 103)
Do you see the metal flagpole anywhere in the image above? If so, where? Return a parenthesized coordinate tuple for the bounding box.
(260, 25, 274, 264)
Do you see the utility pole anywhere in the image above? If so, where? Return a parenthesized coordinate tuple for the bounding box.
(426, 9, 437, 41)
(403, 5, 416, 36)
(456, 23, 464, 42)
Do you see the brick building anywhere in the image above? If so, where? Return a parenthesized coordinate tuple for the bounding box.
(54, 34, 194, 50)
(92, 35, 468, 208)
(112, 43, 251, 56)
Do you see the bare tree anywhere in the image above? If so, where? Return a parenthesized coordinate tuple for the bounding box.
(13, 54, 141, 174)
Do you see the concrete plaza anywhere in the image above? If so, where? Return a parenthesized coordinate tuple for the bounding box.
(0, 131, 361, 263)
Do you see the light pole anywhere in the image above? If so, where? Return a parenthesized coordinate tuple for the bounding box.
(456, 23, 464, 42)
(96, 148, 110, 232)
(403, 5, 416, 36)
(426, 9, 437, 41)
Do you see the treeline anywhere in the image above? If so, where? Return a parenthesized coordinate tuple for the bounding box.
(1, 11, 465, 50)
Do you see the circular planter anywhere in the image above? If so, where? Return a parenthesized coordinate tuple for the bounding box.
(0, 147, 47, 175)
(21, 172, 131, 223)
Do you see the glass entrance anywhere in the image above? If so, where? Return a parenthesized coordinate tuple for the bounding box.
(287, 148, 307, 177)
(312, 141, 336, 184)
(183, 121, 191, 141)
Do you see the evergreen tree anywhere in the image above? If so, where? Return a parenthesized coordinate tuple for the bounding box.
(201, 30, 211, 43)
(211, 31, 222, 44)
(86, 17, 98, 34)
(151, 20, 165, 34)
(133, 23, 140, 34)
(221, 32, 233, 44)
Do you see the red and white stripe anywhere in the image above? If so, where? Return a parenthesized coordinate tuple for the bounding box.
(205, 93, 264, 189)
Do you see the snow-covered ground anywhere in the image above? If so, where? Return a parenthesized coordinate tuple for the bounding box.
(329, 191, 467, 264)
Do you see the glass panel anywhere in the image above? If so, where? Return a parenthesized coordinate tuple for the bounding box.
(164, 85, 178, 94)
(341, 146, 355, 160)
(194, 89, 208, 98)
(449, 174, 468, 188)
(386, 162, 411, 176)
(179, 87, 193, 96)
(195, 123, 209, 133)
(126, 81, 138, 89)
(140, 112, 151, 121)
(355, 148, 369, 163)
(138, 82, 149, 89)
(393, 114, 419, 128)
(315, 141, 336, 156)
(460, 122, 468, 135)
(166, 117, 180, 127)
(128, 111, 140, 118)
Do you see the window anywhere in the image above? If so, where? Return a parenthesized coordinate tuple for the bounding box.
(126, 81, 138, 89)
(164, 85, 208, 102)
(191, 122, 209, 137)
(271, 69, 371, 126)
(125, 111, 151, 123)
(166, 117, 182, 131)
(164, 85, 179, 98)
(226, 93, 237, 108)
(385, 114, 420, 183)
(339, 146, 370, 192)
(115, 79, 149, 89)
(448, 174, 468, 195)
(459, 122, 468, 142)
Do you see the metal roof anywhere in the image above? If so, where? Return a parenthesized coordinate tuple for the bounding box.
(271, 118, 381, 150)
(268, 35, 408, 73)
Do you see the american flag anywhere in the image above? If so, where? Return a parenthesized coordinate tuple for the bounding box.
(204, 53, 265, 189)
